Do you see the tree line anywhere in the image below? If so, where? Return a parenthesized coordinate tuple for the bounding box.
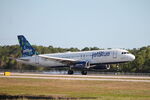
(0, 45, 150, 73)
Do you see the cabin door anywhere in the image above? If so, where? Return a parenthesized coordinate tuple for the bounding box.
(113, 51, 117, 58)
(35, 56, 39, 64)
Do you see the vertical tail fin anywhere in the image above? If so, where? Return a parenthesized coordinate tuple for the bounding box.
(17, 35, 37, 57)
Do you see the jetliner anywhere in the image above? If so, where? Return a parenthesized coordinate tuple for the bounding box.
(16, 35, 135, 75)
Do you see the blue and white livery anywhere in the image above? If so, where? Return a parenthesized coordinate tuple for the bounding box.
(17, 35, 135, 75)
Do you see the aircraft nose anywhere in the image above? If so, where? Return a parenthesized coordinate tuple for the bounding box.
(129, 54, 135, 61)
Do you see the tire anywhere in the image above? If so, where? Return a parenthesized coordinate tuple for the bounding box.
(81, 70, 87, 75)
(68, 70, 74, 75)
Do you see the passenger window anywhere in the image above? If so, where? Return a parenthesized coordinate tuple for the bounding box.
(122, 52, 129, 54)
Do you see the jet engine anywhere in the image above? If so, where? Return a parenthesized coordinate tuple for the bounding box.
(92, 64, 110, 70)
(73, 64, 85, 69)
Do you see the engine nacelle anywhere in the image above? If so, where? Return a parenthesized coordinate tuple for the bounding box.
(73, 61, 90, 69)
(73, 64, 85, 69)
(92, 64, 110, 70)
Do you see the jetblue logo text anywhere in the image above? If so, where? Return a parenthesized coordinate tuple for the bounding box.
(92, 52, 110, 58)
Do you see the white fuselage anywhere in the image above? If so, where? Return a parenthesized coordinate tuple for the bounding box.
(17, 49, 135, 67)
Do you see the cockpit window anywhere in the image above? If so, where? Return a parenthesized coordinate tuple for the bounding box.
(122, 52, 129, 54)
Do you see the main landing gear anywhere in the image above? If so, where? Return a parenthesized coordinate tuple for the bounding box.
(68, 70, 74, 75)
(68, 62, 90, 75)
(67, 70, 87, 75)
(81, 70, 87, 75)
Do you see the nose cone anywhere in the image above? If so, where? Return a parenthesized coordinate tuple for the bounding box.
(129, 54, 135, 61)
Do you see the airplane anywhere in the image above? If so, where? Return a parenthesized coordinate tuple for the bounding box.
(16, 35, 135, 75)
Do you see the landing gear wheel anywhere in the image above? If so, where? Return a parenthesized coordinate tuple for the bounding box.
(81, 70, 87, 75)
(68, 70, 74, 75)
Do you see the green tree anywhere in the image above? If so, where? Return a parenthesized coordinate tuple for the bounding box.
(82, 47, 90, 51)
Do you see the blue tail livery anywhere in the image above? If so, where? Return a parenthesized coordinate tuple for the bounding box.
(17, 35, 37, 57)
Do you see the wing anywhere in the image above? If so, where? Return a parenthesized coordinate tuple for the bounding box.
(39, 55, 86, 65)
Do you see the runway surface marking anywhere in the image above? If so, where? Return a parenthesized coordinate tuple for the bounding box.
(0, 73, 150, 82)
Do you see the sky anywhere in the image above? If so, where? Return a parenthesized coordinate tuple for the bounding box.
(0, 0, 150, 49)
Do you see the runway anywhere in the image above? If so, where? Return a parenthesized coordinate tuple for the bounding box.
(0, 73, 150, 82)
